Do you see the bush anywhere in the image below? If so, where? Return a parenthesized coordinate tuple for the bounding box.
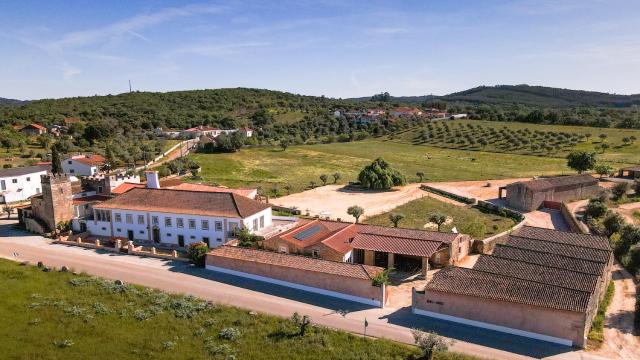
(371, 269, 390, 286)
(602, 212, 626, 237)
(218, 327, 241, 341)
(187, 242, 209, 267)
(461, 220, 486, 239)
(611, 182, 630, 201)
(585, 200, 608, 219)
(237, 228, 261, 248)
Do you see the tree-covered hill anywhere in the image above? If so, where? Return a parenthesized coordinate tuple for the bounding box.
(0, 97, 28, 106)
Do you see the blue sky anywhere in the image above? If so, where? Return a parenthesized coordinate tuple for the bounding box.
(1, 0, 639, 100)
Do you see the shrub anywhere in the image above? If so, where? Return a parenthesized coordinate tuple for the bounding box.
(237, 228, 261, 248)
(585, 200, 608, 219)
(371, 269, 390, 286)
(187, 242, 209, 267)
(602, 212, 626, 237)
(218, 327, 241, 341)
(358, 158, 406, 190)
(461, 220, 486, 239)
(611, 182, 630, 201)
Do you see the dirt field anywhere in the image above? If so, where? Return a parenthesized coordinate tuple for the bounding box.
(614, 202, 640, 225)
(270, 184, 461, 221)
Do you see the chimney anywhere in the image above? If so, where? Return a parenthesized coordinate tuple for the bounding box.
(145, 171, 160, 189)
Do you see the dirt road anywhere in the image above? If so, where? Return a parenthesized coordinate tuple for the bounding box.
(271, 184, 462, 221)
(0, 220, 608, 360)
(592, 263, 640, 360)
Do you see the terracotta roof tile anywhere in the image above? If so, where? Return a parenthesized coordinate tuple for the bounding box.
(94, 188, 270, 218)
(492, 244, 605, 275)
(515, 226, 610, 251)
(168, 183, 256, 198)
(350, 233, 443, 257)
(72, 195, 112, 205)
(506, 235, 611, 263)
(424, 267, 591, 313)
(355, 224, 458, 243)
(208, 246, 384, 280)
(72, 154, 106, 166)
(473, 255, 599, 293)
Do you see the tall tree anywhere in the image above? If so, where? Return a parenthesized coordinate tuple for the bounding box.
(51, 145, 63, 175)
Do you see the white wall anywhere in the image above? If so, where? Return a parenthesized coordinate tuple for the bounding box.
(62, 159, 97, 176)
(242, 207, 272, 232)
(0, 170, 47, 203)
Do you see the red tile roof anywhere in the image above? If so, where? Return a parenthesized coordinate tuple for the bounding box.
(350, 233, 444, 257)
(424, 267, 591, 313)
(168, 183, 256, 198)
(208, 246, 384, 280)
(94, 188, 270, 218)
(72, 154, 106, 166)
(514, 226, 610, 251)
(72, 195, 112, 205)
(22, 123, 46, 130)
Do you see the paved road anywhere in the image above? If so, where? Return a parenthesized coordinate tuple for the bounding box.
(0, 220, 609, 360)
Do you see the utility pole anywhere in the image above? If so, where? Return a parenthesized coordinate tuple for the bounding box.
(129, 80, 132, 93)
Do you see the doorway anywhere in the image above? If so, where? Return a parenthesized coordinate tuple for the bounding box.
(177, 235, 185, 247)
(152, 227, 161, 243)
(127, 230, 134, 241)
(374, 251, 389, 267)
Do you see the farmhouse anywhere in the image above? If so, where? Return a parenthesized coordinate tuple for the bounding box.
(413, 226, 612, 348)
(20, 123, 47, 135)
(619, 166, 640, 179)
(62, 154, 106, 176)
(499, 174, 600, 211)
(0, 165, 50, 204)
(262, 219, 471, 276)
(87, 175, 271, 248)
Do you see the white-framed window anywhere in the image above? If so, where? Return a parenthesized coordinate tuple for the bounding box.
(114, 213, 122, 223)
(215, 221, 222, 231)
(125, 214, 133, 224)
(312, 250, 319, 258)
(165, 217, 172, 227)
(177, 218, 184, 228)
(202, 220, 209, 230)
(253, 218, 259, 230)
(260, 215, 264, 228)
(12, 179, 17, 184)
(0, 180, 5, 190)
(188, 219, 196, 229)
(152, 216, 159, 225)
(137, 215, 145, 224)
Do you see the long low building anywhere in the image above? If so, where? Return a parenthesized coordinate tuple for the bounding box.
(87, 174, 272, 249)
(206, 246, 386, 307)
(413, 226, 612, 348)
(499, 174, 601, 211)
(262, 219, 471, 276)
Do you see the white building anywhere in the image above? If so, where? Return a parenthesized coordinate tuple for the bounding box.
(62, 154, 106, 176)
(0, 165, 49, 204)
(87, 173, 272, 248)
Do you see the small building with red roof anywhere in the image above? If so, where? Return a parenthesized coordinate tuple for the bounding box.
(20, 123, 47, 135)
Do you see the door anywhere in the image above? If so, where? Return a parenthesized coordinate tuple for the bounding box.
(177, 235, 185, 247)
(152, 227, 161, 243)
(127, 230, 134, 241)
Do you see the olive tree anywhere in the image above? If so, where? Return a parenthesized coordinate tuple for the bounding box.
(347, 205, 364, 223)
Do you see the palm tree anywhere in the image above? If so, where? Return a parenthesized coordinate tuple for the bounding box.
(347, 205, 364, 223)
(429, 213, 447, 231)
(388, 213, 405, 227)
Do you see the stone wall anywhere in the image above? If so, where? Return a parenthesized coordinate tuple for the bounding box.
(206, 253, 384, 306)
(413, 288, 587, 347)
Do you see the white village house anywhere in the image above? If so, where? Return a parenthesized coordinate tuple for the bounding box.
(62, 154, 106, 176)
(0, 165, 49, 204)
(85, 172, 272, 248)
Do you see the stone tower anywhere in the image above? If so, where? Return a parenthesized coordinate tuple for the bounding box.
(40, 174, 74, 231)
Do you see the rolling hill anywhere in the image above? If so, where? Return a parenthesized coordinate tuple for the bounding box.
(0, 97, 27, 106)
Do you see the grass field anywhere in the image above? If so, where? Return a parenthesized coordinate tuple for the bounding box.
(394, 119, 640, 165)
(0, 259, 484, 360)
(364, 196, 516, 238)
(190, 140, 573, 193)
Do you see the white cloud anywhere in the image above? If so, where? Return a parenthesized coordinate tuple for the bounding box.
(170, 41, 271, 58)
(61, 62, 82, 80)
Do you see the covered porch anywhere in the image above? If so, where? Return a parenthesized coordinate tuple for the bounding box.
(351, 245, 449, 278)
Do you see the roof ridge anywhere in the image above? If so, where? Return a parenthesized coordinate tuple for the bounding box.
(358, 222, 456, 236)
(519, 225, 608, 240)
(455, 266, 592, 295)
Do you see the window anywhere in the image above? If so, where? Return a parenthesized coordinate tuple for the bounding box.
(98, 186, 103, 193)
(137, 215, 145, 224)
(114, 213, 122, 223)
(116, 228, 121, 232)
(26, 177, 30, 181)
(70, 169, 75, 173)
(202, 220, 209, 230)
(139, 230, 144, 234)
(152, 216, 159, 225)
(165, 217, 172, 227)
(190, 235, 196, 239)
(178, 235, 185, 247)
(176, 218, 184, 228)
(216, 238, 222, 242)
(12, 179, 17, 184)
(260, 215, 264, 228)
(101, 227, 106, 231)
(68, 160, 72, 164)
(1, 180, 5, 190)
(215, 221, 222, 231)
(36, 188, 40, 194)
(312, 250, 319, 258)
(202, 237, 210, 247)
(166, 233, 171, 237)
(125, 214, 133, 224)
(253, 218, 258, 230)
(278, 246, 288, 254)
(188, 219, 196, 229)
